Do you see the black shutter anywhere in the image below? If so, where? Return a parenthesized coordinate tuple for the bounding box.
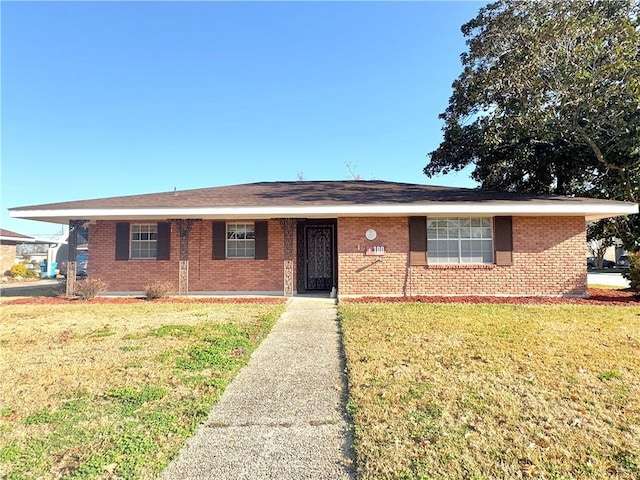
(212, 221, 226, 260)
(254, 221, 268, 260)
(156, 222, 170, 260)
(494, 216, 513, 266)
(115, 222, 130, 261)
(409, 216, 427, 266)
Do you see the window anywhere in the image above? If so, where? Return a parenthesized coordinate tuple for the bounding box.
(130, 224, 158, 259)
(226, 223, 255, 258)
(427, 217, 493, 264)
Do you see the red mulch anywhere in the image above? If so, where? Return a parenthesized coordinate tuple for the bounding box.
(341, 288, 639, 306)
(2, 296, 288, 306)
(4, 288, 640, 307)
(2, 289, 637, 306)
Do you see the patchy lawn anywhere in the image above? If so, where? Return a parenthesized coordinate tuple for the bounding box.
(340, 287, 638, 307)
(340, 303, 640, 479)
(0, 302, 285, 479)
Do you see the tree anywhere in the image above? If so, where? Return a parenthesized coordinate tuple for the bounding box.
(587, 219, 617, 268)
(425, 0, 640, 249)
(345, 161, 364, 181)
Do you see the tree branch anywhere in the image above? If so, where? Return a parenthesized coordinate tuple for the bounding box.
(575, 123, 636, 203)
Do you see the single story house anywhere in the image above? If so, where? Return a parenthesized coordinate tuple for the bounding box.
(0, 228, 38, 275)
(9, 180, 638, 297)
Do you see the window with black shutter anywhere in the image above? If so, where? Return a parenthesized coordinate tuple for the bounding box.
(409, 216, 427, 266)
(156, 222, 171, 260)
(254, 221, 268, 260)
(212, 221, 226, 260)
(494, 216, 513, 266)
(115, 222, 130, 261)
(115, 222, 170, 260)
(212, 221, 268, 259)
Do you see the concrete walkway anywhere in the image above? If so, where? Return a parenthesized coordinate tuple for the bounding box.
(160, 297, 355, 480)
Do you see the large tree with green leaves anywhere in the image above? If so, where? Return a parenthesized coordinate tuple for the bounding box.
(425, 0, 640, 249)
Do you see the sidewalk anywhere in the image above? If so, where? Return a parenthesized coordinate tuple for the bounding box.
(160, 297, 355, 480)
(0, 279, 63, 298)
(0, 278, 62, 290)
(588, 271, 630, 288)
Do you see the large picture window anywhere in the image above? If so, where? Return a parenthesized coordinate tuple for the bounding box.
(427, 217, 493, 264)
(226, 223, 255, 258)
(130, 224, 158, 259)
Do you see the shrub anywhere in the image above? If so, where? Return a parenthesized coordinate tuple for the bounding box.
(73, 277, 107, 300)
(24, 268, 40, 279)
(143, 281, 175, 300)
(622, 253, 640, 294)
(9, 263, 28, 278)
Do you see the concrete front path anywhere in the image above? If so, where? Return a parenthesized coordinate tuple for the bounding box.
(160, 297, 355, 480)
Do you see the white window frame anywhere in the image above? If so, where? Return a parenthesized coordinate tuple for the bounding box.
(130, 224, 158, 259)
(226, 222, 255, 259)
(427, 217, 494, 265)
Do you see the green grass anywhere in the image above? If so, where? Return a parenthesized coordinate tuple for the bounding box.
(0, 302, 285, 479)
(587, 283, 628, 290)
(339, 303, 640, 480)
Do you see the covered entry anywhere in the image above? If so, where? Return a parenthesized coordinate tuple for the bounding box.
(296, 219, 337, 293)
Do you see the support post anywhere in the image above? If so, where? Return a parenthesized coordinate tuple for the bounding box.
(277, 219, 297, 297)
(170, 219, 200, 296)
(66, 220, 87, 297)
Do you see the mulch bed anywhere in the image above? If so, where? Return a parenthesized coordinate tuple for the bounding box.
(2, 296, 288, 306)
(2, 289, 637, 306)
(341, 288, 639, 306)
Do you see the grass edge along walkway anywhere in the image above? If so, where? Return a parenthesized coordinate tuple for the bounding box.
(0, 302, 285, 479)
(159, 297, 354, 480)
(340, 302, 640, 480)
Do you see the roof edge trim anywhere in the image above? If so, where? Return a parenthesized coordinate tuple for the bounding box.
(9, 202, 639, 220)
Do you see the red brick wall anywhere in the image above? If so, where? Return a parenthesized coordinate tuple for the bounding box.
(89, 220, 291, 293)
(337, 216, 587, 297)
(89, 216, 587, 297)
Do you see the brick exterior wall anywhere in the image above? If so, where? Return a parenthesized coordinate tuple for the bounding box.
(88, 215, 587, 297)
(0, 244, 17, 276)
(337, 216, 587, 297)
(89, 220, 292, 293)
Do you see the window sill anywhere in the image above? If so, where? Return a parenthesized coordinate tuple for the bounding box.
(427, 263, 495, 269)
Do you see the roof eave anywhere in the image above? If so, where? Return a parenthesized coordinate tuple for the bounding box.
(9, 202, 638, 224)
(0, 236, 53, 244)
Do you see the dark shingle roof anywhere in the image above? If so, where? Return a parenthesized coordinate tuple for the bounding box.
(0, 228, 33, 239)
(8, 180, 625, 210)
(9, 180, 637, 225)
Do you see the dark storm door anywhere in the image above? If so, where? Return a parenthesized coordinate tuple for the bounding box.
(305, 226, 334, 290)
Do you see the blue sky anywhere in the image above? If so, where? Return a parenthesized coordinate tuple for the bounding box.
(2, 1, 486, 237)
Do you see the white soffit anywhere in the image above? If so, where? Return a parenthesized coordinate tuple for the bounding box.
(9, 201, 639, 224)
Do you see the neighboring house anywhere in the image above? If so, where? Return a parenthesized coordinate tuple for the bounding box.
(9, 181, 638, 297)
(0, 228, 36, 275)
(54, 226, 89, 268)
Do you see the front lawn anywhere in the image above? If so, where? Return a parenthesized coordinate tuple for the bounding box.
(0, 302, 285, 479)
(340, 303, 640, 479)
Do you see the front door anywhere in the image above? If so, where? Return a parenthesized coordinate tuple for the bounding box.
(305, 225, 335, 290)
